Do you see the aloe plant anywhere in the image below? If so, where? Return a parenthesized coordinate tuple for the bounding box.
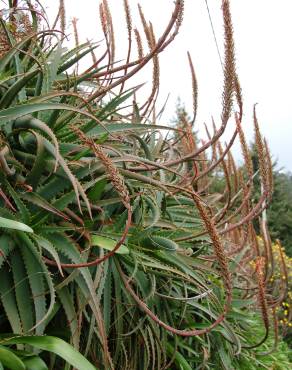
(0, 1, 291, 369)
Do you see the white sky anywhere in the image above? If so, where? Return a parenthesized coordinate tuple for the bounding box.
(41, 1, 292, 172)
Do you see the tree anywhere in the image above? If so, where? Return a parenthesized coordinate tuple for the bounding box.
(250, 142, 292, 256)
(267, 170, 292, 256)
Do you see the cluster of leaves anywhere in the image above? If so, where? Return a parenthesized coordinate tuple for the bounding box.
(0, 1, 291, 369)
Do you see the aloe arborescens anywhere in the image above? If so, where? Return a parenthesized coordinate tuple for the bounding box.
(0, 1, 290, 369)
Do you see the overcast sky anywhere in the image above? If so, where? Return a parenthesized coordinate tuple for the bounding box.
(41, 0, 292, 172)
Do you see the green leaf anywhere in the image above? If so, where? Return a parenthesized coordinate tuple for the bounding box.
(0, 336, 97, 370)
(44, 233, 111, 366)
(0, 346, 25, 370)
(88, 178, 107, 201)
(91, 235, 129, 254)
(60, 42, 91, 64)
(0, 265, 23, 334)
(141, 235, 178, 251)
(14, 116, 60, 169)
(143, 196, 160, 228)
(0, 102, 96, 125)
(4, 181, 30, 224)
(33, 235, 63, 276)
(43, 138, 91, 217)
(11, 251, 34, 333)
(87, 123, 177, 136)
(22, 356, 48, 370)
(0, 69, 40, 108)
(42, 42, 63, 93)
(57, 287, 79, 349)
(21, 192, 68, 221)
(0, 234, 15, 269)
(0, 216, 33, 233)
(18, 232, 55, 335)
(58, 44, 99, 74)
(166, 343, 192, 370)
